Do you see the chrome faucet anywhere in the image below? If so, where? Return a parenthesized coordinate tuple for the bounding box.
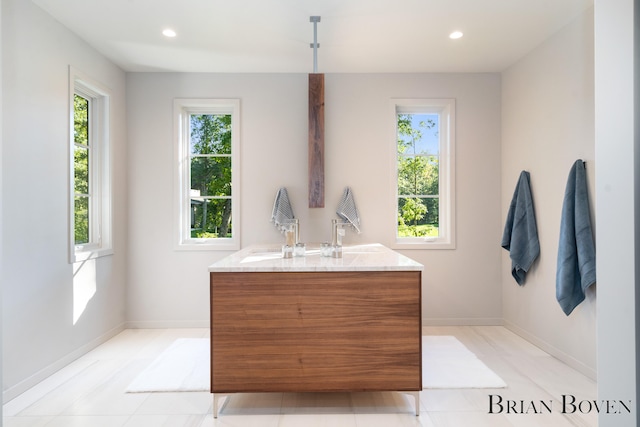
(283, 219, 299, 246)
(331, 219, 348, 247)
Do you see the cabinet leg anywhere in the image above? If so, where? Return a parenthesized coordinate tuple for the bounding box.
(213, 393, 230, 418)
(402, 391, 420, 416)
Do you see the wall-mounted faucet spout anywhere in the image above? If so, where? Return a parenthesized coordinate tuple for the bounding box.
(284, 219, 299, 246)
(331, 219, 350, 247)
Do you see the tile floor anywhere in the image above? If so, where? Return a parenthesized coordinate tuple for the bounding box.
(3, 326, 597, 427)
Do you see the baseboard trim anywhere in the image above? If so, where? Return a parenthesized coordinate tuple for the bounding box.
(503, 320, 597, 381)
(125, 320, 209, 329)
(3, 323, 126, 404)
(423, 317, 504, 326)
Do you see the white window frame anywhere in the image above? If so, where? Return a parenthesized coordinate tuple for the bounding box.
(391, 98, 456, 250)
(68, 67, 113, 263)
(174, 99, 240, 251)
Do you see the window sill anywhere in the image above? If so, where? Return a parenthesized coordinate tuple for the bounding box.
(391, 239, 456, 250)
(72, 247, 114, 263)
(175, 240, 240, 251)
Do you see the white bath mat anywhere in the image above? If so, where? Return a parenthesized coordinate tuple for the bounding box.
(422, 335, 507, 389)
(126, 335, 506, 392)
(126, 338, 210, 392)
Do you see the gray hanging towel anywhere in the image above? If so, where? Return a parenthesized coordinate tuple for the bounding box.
(501, 171, 540, 285)
(336, 187, 361, 233)
(556, 160, 596, 316)
(270, 187, 295, 230)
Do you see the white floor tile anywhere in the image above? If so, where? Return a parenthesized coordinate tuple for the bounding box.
(350, 392, 415, 415)
(3, 327, 597, 427)
(278, 413, 358, 427)
(19, 360, 128, 417)
(198, 413, 281, 427)
(41, 415, 130, 427)
(502, 411, 578, 427)
(355, 412, 434, 427)
(428, 411, 514, 427)
(133, 392, 212, 415)
(2, 359, 98, 416)
(3, 416, 54, 427)
(280, 392, 353, 414)
(217, 393, 282, 416)
(122, 414, 206, 427)
(61, 359, 150, 416)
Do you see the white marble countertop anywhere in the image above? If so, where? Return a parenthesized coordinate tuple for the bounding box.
(208, 243, 424, 272)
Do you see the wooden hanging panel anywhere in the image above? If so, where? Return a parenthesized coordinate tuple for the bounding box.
(308, 73, 325, 208)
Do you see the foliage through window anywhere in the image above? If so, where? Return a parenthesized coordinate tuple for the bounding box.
(394, 99, 455, 249)
(74, 94, 91, 244)
(397, 113, 440, 238)
(189, 114, 233, 239)
(175, 99, 240, 250)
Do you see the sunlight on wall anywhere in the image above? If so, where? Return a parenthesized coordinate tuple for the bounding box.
(73, 258, 97, 324)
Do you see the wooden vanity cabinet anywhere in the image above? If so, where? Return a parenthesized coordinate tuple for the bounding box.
(210, 270, 422, 394)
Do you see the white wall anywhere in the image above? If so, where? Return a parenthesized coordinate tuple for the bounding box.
(1, 0, 128, 399)
(501, 8, 596, 377)
(125, 72, 503, 327)
(594, 0, 637, 425)
(0, 0, 4, 418)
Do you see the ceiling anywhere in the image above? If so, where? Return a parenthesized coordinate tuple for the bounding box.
(31, 0, 593, 73)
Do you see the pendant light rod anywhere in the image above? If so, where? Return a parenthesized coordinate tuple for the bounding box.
(310, 16, 321, 73)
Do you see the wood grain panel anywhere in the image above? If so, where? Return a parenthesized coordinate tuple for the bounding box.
(308, 73, 325, 208)
(210, 271, 422, 393)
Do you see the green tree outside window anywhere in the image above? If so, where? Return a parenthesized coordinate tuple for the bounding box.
(189, 114, 233, 238)
(74, 94, 90, 244)
(397, 113, 440, 237)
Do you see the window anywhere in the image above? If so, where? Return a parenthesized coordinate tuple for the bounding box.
(392, 99, 455, 249)
(69, 68, 112, 262)
(174, 99, 240, 250)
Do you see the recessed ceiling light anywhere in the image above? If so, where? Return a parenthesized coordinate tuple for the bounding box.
(449, 31, 463, 40)
(162, 29, 177, 38)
